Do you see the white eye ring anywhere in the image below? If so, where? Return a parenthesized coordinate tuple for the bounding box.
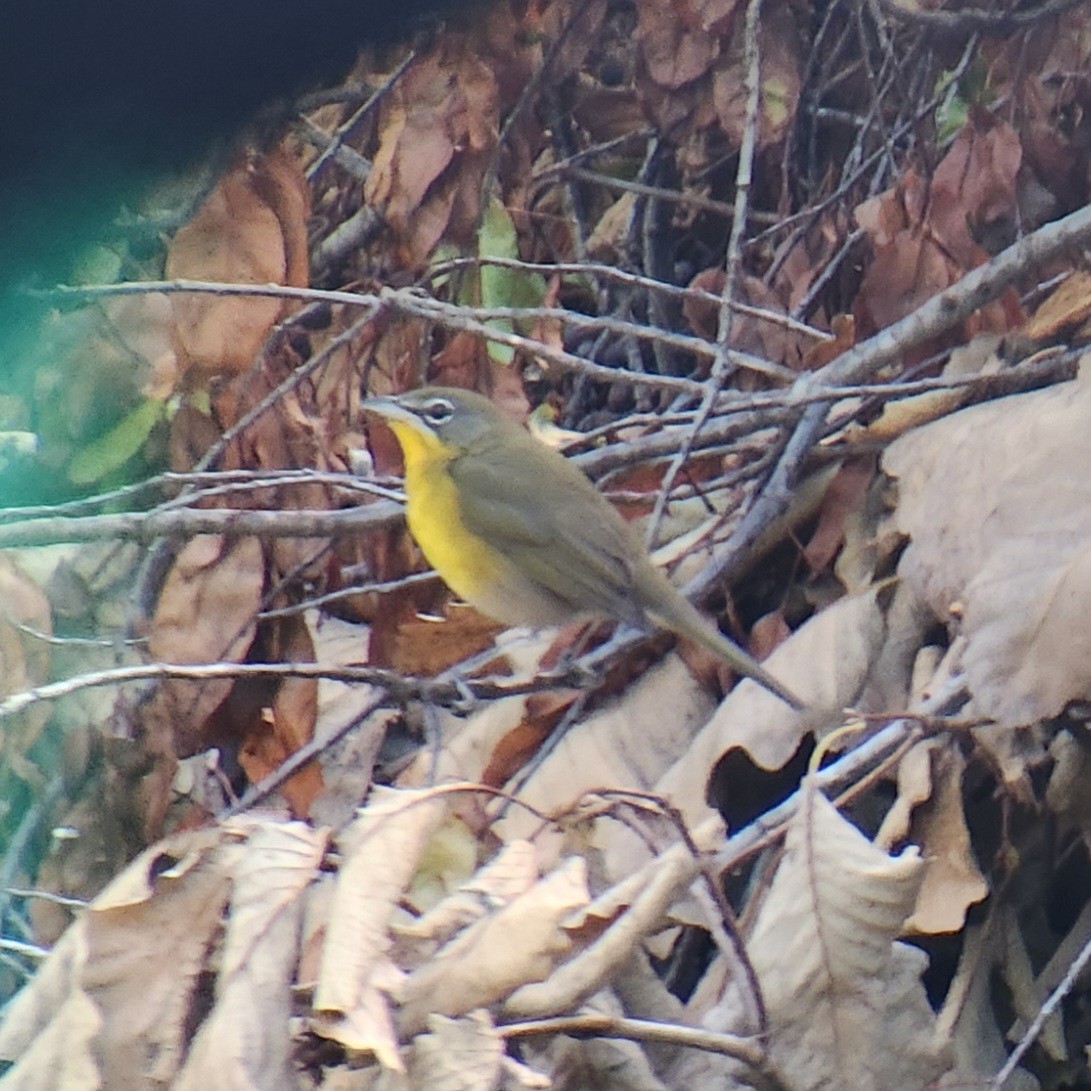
(420, 398, 455, 425)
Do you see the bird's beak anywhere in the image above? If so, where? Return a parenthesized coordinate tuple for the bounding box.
(363, 395, 416, 425)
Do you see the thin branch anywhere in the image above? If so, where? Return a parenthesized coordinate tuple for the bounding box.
(305, 48, 415, 182)
(425, 256, 833, 343)
(877, 0, 1082, 32)
(0, 503, 401, 549)
(0, 659, 587, 724)
(55, 280, 709, 395)
(991, 928, 1091, 1088)
(645, 0, 766, 548)
(694, 200, 1091, 599)
(498, 1012, 773, 1071)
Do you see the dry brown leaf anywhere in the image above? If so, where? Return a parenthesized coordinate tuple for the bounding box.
(487, 654, 717, 850)
(396, 856, 589, 1036)
(684, 269, 807, 369)
(405, 1011, 505, 1091)
(173, 821, 329, 1090)
(14, 829, 236, 1091)
(237, 613, 322, 816)
(391, 606, 505, 677)
(363, 42, 499, 260)
(711, 3, 801, 148)
(801, 457, 875, 576)
(394, 840, 539, 959)
(636, 2, 720, 91)
(929, 114, 1022, 268)
(635, 0, 798, 152)
(608, 590, 885, 864)
(166, 145, 309, 378)
(1023, 269, 1091, 340)
(145, 535, 265, 757)
(0, 925, 95, 1088)
(884, 357, 1091, 725)
(901, 744, 988, 935)
(742, 783, 945, 1091)
(312, 786, 452, 1060)
(396, 632, 554, 790)
(854, 132, 1024, 338)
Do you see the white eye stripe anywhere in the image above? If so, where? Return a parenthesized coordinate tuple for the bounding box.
(419, 398, 455, 425)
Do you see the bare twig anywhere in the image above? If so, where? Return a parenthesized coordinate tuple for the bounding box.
(645, 0, 767, 548)
(877, 0, 1082, 32)
(55, 279, 708, 395)
(694, 200, 1091, 600)
(0, 503, 401, 549)
(0, 659, 590, 724)
(991, 929, 1091, 1089)
(498, 1012, 776, 1074)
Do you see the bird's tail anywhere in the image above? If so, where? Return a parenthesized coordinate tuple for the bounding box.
(637, 565, 804, 710)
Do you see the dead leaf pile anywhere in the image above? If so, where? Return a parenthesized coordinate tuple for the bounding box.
(0, 783, 950, 1091)
(6, 1, 1091, 1088)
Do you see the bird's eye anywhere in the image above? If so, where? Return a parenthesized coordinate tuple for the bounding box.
(420, 398, 455, 425)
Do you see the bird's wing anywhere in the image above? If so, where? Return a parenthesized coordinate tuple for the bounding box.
(450, 440, 648, 628)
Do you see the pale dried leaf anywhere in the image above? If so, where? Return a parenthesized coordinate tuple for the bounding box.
(84, 830, 239, 1089)
(313, 787, 450, 1054)
(499, 1054, 552, 1089)
(602, 591, 885, 880)
(173, 821, 329, 1090)
(937, 922, 1039, 1091)
(1000, 909, 1066, 1063)
(488, 655, 717, 849)
(745, 782, 944, 1091)
(407, 815, 480, 912)
(405, 1012, 503, 1091)
(395, 840, 539, 954)
(1046, 729, 1091, 831)
(397, 856, 589, 1035)
(305, 610, 396, 829)
(903, 745, 988, 935)
(317, 972, 406, 1073)
(0, 925, 95, 1089)
(705, 588, 885, 767)
(875, 740, 935, 851)
(504, 823, 720, 1020)
(884, 359, 1091, 724)
(523, 1027, 670, 1091)
(0, 991, 100, 1091)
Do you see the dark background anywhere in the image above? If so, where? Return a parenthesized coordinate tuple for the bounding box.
(0, 0, 464, 363)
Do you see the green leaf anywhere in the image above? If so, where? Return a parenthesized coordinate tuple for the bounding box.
(68, 397, 165, 486)
(477, 196, 545, 364)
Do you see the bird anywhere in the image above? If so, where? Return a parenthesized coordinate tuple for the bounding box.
(365, 386, 803, 708)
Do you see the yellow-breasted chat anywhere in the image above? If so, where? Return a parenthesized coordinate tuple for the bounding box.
(365, 386, 803, 709)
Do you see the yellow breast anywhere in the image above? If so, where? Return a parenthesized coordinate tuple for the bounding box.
(387, 419, 501, 609)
